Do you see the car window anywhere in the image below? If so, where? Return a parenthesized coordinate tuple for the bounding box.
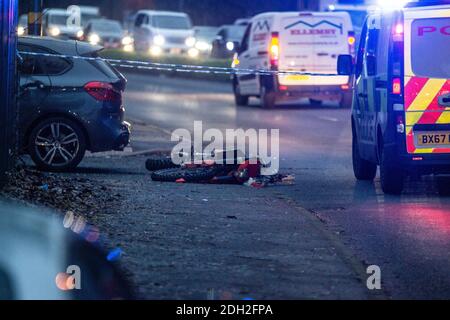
(135, 14, 145, 27)
(411, 17, 450, 79)
(151, 15, 192, 30)
(355, 19, 368, 78)
(18, 44, 71, 76)
(376, 14, 393, 78)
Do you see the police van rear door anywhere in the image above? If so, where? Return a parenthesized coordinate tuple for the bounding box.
(404, 6, 450, 154)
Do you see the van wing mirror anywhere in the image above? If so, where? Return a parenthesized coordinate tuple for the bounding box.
(366, 54, 377, 77)
(337, 55, 353, 76)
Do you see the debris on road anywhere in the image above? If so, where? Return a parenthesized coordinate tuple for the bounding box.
(0, 166, 119, 219)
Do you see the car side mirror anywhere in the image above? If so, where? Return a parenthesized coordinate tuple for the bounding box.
(337, 55, 353, 75)
(216, 35, 224, 42)
(366, 54, 377, 77)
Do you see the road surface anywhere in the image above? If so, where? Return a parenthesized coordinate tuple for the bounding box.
(123, 72, 450, 299)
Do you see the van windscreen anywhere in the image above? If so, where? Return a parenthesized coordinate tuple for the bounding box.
(152, 15, 191, 30)
(411, 18, 450, 79)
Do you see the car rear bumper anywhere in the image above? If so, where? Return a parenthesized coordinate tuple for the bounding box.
(88, 118, 131, 152)
(276, 84, 351, 101)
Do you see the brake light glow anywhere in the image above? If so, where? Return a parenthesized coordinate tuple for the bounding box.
(84, 82, 121, 102)
(269, 32, 279, 69)
(348, 35, 356, 46)
(393, 23, 404, 42)
(392, 78, 402, 95)
(279, 85, 288, 91)
(341, 84, 350, 90)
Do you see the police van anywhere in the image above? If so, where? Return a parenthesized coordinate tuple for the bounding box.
(337, 2, 450, 194)
(233, 11, 355, 109)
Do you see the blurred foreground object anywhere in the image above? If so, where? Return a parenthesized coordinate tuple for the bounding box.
(0, 202, 133, 300)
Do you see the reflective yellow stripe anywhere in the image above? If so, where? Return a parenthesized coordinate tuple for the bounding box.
(407, 79, 446, 111)
(406, 112, 423, 126)
(437, 111, 450, 124)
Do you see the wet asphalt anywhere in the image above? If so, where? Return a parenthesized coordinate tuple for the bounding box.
(123, 72, 450, 299)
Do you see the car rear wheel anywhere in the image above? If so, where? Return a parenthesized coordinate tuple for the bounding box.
(352, 133, 377, 181)
(28, 117, 86, 172)
(260, 84, 276, 109)
(233, 80, 249, 106)
(380, 147, 404, 195)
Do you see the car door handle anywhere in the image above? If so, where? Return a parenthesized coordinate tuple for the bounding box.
(243, 54, 250, 58)
(358, 93, 368, 98)
(439, 93, 450, 107)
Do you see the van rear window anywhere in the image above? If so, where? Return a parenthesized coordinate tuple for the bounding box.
(411, 18, 450, 79)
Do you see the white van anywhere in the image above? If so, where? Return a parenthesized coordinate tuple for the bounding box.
(233, 11, 355, 109)
(43, 8, 84, 40)
(133, 10, 196, 57)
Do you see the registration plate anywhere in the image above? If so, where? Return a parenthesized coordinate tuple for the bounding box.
(283, 74, 310, 81)
(416, 132, 450, 147)
(170, 48, 182, 55)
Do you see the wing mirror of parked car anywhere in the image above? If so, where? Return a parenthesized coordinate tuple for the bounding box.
(337, 54, 353, 76)
(366, 54, 377, 77)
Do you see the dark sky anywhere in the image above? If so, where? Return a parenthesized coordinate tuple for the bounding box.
(21, 0, 305, 26)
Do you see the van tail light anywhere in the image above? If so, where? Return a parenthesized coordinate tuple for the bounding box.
(84, 82, 121, 102)
(392, 78, 402, 95)
(269, 32, 279, 69)
(347, 31, 356, 55)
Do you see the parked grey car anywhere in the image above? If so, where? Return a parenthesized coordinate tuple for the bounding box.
(18, 36, 130, 171)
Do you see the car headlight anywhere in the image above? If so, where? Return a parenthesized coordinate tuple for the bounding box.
(122, 36, 133, 46)
(226, 41, 235, 51)
(195, 41, 211, 51)
(153, 35, 165, 46)
(149, 45, 163, 57)
(188, 48, 200, 58)
(49, 27, 61, 37)
(89, 33, 100, 45)
(185, 36, 196, 47)
(76, 30, 84, 39)
(17, 26, 25, 36)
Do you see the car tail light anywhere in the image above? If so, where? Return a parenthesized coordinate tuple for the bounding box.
(84, 82, 121, 102)
(392, 78, 402, 95)
(341, 84, 350, 90)
(269, 32, 279, 69)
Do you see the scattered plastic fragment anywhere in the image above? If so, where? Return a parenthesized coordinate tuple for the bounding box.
(107, 248, 123, 262)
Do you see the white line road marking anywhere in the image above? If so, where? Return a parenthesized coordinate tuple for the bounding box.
(318, 116, 339, 122)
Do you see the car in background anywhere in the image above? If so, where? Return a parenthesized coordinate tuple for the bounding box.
(193, 26, 218, 56)
(234, 18, 251, 26)
(132, 10, 197, 58)
(17, 36, 130, 171)
(211, 25, 246, 59)
(233, 11, 355, 109)
(78, 5, 101, 27)
(327, 3, 377, 47)
(84, 19, 133, 51)
(43, 8, 84, 40)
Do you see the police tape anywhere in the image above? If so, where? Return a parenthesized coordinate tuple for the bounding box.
(18, 50, 340, 77)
